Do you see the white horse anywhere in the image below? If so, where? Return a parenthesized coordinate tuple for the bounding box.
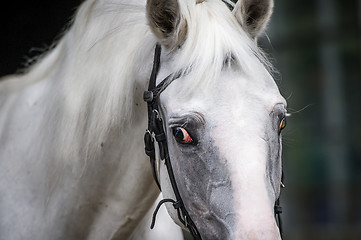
(0, 0, 287, 239)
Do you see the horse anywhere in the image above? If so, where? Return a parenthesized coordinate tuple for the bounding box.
(0, 0, 287, 239)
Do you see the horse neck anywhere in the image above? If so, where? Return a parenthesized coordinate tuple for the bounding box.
(14, 1, 160, 235)
(26, 0, 156, 149)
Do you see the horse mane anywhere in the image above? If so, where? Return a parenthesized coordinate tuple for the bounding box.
(174, 0, 273, 95)
(16, 0, 272, 164)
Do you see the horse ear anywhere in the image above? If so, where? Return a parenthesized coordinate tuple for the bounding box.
(146, 0, 186, 48)
(233, 0, 274, 39)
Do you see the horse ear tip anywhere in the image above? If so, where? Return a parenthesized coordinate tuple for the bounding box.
(234, 0, 274, 39)
(147, 0, 187, 48)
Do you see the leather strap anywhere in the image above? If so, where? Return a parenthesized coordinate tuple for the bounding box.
(143, 44, 202, 240)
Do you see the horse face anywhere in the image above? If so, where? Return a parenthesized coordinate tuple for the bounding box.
(158, 68, 286, 239)
(147, 0, 285, 239)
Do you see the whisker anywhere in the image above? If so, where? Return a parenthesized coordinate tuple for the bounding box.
(287, 104, 314, 115)
(285, 92, 293, 101)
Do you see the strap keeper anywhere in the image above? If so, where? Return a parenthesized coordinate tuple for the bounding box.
(155, 133, 166, 142)
(143, 91, 154, 102)
(173, 200, 183, 209)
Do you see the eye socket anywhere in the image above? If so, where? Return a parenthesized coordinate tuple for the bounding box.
(278, 117, 287, 133)
(172, 127, 193, 144)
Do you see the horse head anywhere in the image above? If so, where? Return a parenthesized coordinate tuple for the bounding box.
(145, 0, 286, 239)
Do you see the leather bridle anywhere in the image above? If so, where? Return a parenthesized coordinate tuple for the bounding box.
(143, 44, 202, 239)
(143, 44, 284, 239)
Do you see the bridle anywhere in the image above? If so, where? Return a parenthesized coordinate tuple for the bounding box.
(143, 44, 284, 239)
(143, 44, 202, 239)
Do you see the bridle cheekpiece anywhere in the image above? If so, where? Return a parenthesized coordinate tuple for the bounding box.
(143, 44, 202, 240)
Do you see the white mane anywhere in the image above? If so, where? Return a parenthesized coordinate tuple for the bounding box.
(173, 0, 273, 94)
(10, 0, 272, 165)
(11, 1, 155, 164)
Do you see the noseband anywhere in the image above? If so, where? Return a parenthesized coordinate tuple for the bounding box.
(143, 44, 284, 239)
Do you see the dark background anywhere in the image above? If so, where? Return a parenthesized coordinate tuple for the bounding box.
(263, 0, 361, 239)
(0, 1, 82, 76)
(1, 0, 360, 239)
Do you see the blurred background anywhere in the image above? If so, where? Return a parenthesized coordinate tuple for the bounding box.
(0, 0, 360, 239)
(263, 0, 361, 239)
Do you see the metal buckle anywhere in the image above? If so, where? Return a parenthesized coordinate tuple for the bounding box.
(184, 215, 189, 227)
(152, 109, 160, 120)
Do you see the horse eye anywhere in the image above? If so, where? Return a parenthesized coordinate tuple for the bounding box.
(278, 117, 287, 133)
(172, 127, 193, 144)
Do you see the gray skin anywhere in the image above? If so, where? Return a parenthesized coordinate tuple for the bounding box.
(266, 104, 286, 195)
(166, 112, 236, 239)
(160, 104, 286, 239)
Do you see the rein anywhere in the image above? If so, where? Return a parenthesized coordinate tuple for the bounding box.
(143, 44, 284, 239)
